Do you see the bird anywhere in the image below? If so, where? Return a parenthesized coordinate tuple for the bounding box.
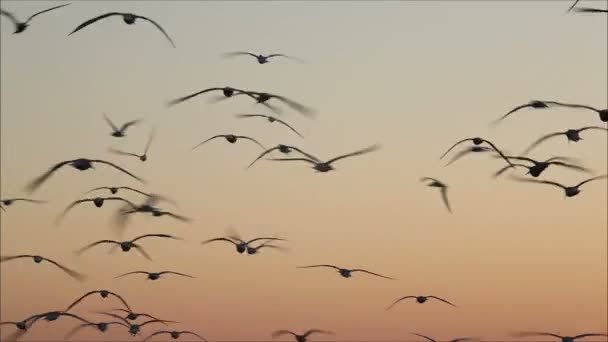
(222, 51, 303, 64)
(271, 329, 333, 342)
(386, 295, 457, 309)
(0, 4, 70, 34)
(114, 270, 195, 281)
(76, 234, 182, 260)
(233, 90, 315, 117)
(420, 177, 452, 213)
(68, 12, 175, 47)
(246, 240, 288, 255)
(65, 321, 130, 339)
(0, 255, 86, 281)
(247, 144, 320, 168)
(85, 186, 152, 197)
(297, 264, 394, 280)
(495, 100, 608, 123)
(509, 175, 607, 197)
(65, 290, 132, 312)
(0, 316, 41, 341)
(235, 114, 304, 138)
(439, 137, 513, 166)
(143, 330, 207, 341)
(109, 308, 163, 322)
(267, 144, 380, 173)
(56, 196, 137, 223)
(166, 87, 252, 106)
(96, 312, 176, 336)
(522, 126, 608, 155)
(411, 333, 477, 342)
(26, 311, 91, 328)
(112, 194, 178, 230)
(202, 236, 286, 254)
(25, 158, 145, 194)
(191, 134, 266, 151)
(512, 332, 608, 342)
(445, 146, 495, 166)
(149, 209, 192, 222)
(572, 7, 608, 13)
(103, 113, 140, 138)
(493, 156, 591, 178)
(109, 127, 156, 162)
(0, 198, 46, 208)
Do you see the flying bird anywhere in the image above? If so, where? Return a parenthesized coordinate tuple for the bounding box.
(143, 330, 207, 341)
(235, 114, 304, 138)
(223, 51, 303, 64)
(297, 264, 394, 280)
(411, 333, 477, 342)
(0, 255, 86, 281)
(149, 209, 192, 222)
(267, 144, 380, 173)
(96, 312, 176, 336)
(25, 158, 145, 194)
(234, 91, 315, 117)
(0, 315, 41, 341)
(56, 196, 137, 223)
(387, 295, 457, 310)
(0, 198, 46, 208)
(495, 100, 608, 123)
(166, 87, 251, 106)
(512, 332, 608, 342)
(68, 12, 175, 47)
(510, 175, 607, 197)
(1, 4, 70, 34)
(85, 186, 152, 197)
(76, 234, 182, 260)
(420, 177, 452, 213)
(115, 270, 195, 281)
(65, 290, 131, 312)
(202, 236, 286, 254)
(522, 126, 608, 155)
(493, 156, 591, 178)
(572, 7, 608, 13)
(109, 127, 156, 162)
(439, 137, 513, 166)
(191, 134, 265, 151)
(26, 311, 91, 329)
(65, 321, 129, 339)
(103, 113, 140, 138)
(271, 329, 333, 342)
(247, 144, 320, 168)
(112, 194, 178, 230)
(445, 146, 495, 166)
(245, 240, 288, 255)
(110, 308, 163, 322)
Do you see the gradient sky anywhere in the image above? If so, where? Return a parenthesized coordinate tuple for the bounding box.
(1, 1, 607, 341)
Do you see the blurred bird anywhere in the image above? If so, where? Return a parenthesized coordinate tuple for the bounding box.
(445, 146, 495, 166)
(97, 312, 176, 336)
(494, 100, 607, 124)
(246, 240, 288, 255)
(109, 308, 163, 322)
(65, 290, 131, 312)
(149, 209, 192, 222)
(65, 321, 129, 340)
(522, 126, 608, 155)
(191, 134, 265, 151)
(493, 156, 591, 178)
(109, 127, 156, 162)
(234, 91, 315, 117)
(412, 333, 477, 342)
(143, 330, 207, 341)
(440, 137, 513, 166)
(68, 12, 175, 47)
(76, 234, 182, 260)
(85, 186, 151, 197)
(166, 87, 252, 106)
(512, 332, 608, 342)
(0, 198, 46, 208)
(0, 4, 70, 34)
(0, 315, 41, 341)
(387, 295, 457, 309)
(223, 51, 303, 64)
(420, 177, 452, 213)
(202, 236, 286, 254)
(235, 114, 304, 138)
(298, 264, 394, 280)
(26, 311, 90, 328)
(509, 175, 607, 197)
(267, 144, 380, 173)
(272, 329, 333, 342)
(114, 270, 195, 281)
(248, 144, 319, 168)
(0, 255, 86, 282)
(56, 197, 137, 224)
(103, 113, 140, 138)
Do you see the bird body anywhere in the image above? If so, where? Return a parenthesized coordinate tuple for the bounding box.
(510, 175, 607, 197)
(298, 264, 394, 280)
(420, 177, 451, 213)
(387, 295, 457, 309)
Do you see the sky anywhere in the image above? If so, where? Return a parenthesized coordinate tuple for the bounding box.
(0, 1, 607, 341)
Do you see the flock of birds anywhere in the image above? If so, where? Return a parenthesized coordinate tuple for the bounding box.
(1, 1, 607, 342)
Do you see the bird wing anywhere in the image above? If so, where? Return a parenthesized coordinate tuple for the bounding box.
(440, 187, 452, 213)
(26, 3, 71, 23)
(0, 255, 33, 262)
(548, 161, 592, 173)
(439, 138, 475, 159)
(223, 51, 258, 58)
(298, 264, 341, 270)
(573, 7, 608, 13)
(287, 146, 322, 162)
(131, 245, 152, 261)
(235, 135, 266, 150)
(445, 146, 493, 166)
(269, 94, 315, 117)
(56, 199, 93, 223)
(493, 164, 528, 178)
(135, 15, 176, 47)
(103, 113, 119, 132)
(191, 135, 227, 151)
(167, 88, 222, 106)
(325, 144, 380, 165)
(107, 291, 132, 311)
(267, 157, 318, 164)
(247, 146, 281, 168)
(84, 186, 111, 194)
(0, 9, 18, 26)
(96, 312, 130, 324)
(202, 237, 239, 246)
(512, 332, 563, 339)
(25, 160, 73, 193)
(351, 269, 395, 280)
(578, 126, 608, 133)
(386, 296, 416, 310)
(105, 197, 138, 207)
(492, 103, 532, 124)
(271, 330, 297, 338)
(574, 334, 608, 339)
(90, 160, 145, 183)
(75, 240, 120, 255)
(509, 176, 567, 190)
(234, 114, 267, 119)
(428, 296, 457, 307)
(144, 127, 156, 154)
(247, 237, 286, 244)
(160, 271, 195, 278)
(521, 132, 565, 155)
(420, 177, 441, 184)
(411, 333, 437, 342)
(159, 211, 192, 222)
(479, 139, 513, 166)
(68, 12, 123, 35)
(108, 148, 140, 158)
(140, 319, 177, 328)
(119, 119, 141, 132)
(42, 257, 87, 282)
(57, 312, 91, 324)
(65, 291, 99, 311)
(119, 187, 151, 197)
(64, 323, 92, 339)
(131, 233, 181, 243)
(182, 331, 208, 341)
(568, 0, 581, 11)
(114, 271, 149, 278)
(143, 331, 170, 341)
(274, 118, 304, 138)
(304, 329, 333, 337)
(576, 175, 607, 188)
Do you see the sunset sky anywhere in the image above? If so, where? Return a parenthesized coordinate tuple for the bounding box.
(1, 1, 607, 341)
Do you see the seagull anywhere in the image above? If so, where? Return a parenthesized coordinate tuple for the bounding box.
(234, 91, 315, 117)
(75, 234, 182, 260)
(109, 308, 163, 322)
(191, 134, 265, 151)
(572, 7, 608, 13)
(0, 255, 86, 281)
(97, 312, 176, 336)
(439, 137, 513, 166)
(267, 144, 380, 173)
(297, 264, 394, 280)
(494, 100, 608, 124)
(56, 196, 137, 223)
(109, 127, 156, 162)
(512, 332, 608, 342)
(411, 333, 477, 342)
(65, 321, 130, 339)
(247, 144, 320, 168)
(25, 158, 145, 194)
(143, 330, 208, 341)
(271, 329, 333, 342)
(522, 126, 608, 155)
(103, 113, 140, 138)
(0, 4, 70, 34)
(420, 177, 451, 213)
(65, 290, 132, 312)
(0, 198, 46, 208)
(166, 87, 252, 106)
(68, 12, 175, 47)
(202, 236, 286, 254)
(509, 175, 607, 197)
(235, 114, 304, 138)
(386, 295, 457, 310)
(114, 271, 195, 281)
(85, 186, 151, 197)
(223, 51, 303, 64)
(493, 156, 591, 178)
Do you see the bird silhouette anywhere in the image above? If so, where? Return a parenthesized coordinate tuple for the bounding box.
(267, 144, 380, 172)
(493, 156, 591, 178)
(248, 144, 320, 168)
(65, 290, 131, 312)
(109, 308, 163, 322)
(25, 158, 145, 194)
(495, 100, 608, 123)
(97, 312, 176, 336)
(191, 134, 266, 151)
(1, 4, 70, 34)
(0, 198, 46, 208)
(0, 255, 86, 281)
(149, 209, 192, 222)
(235, 114, 304, 138)
(440, 137, 513, 166)
(103, 113, 140, 138)
(202, 236, 286, 254)
(298, 264, 394, 280)
(412, 333, 477, 342)
(246, 240, 288, 255)
(272, 329, 333, 342)
(64, 321, 129, 339)
(166, 87, 252, 106)
(112, 194, 177, 230)
(510, 175, 607, 197)
(85, 186, 152, 197)
(572, 7, 608, 13)
(0, 315, 41, 341)
(234, 91, 315, 117)
(109, 127, 156, 162)
(114, 270, 195, 281)
(223, 51, 303, 64)
(420, 177, 452, 213)
(26, 311, 90, 328)
(522, 126, 608, 155)
(512, 332, 608, 342)
(56, 196, 137, 224)
(68, 12, 175, 47)
(76, 234, 182, 260)
(445, 146, 495, 166)
(143, 330, 208, 341)
(387, 295, 457, 309)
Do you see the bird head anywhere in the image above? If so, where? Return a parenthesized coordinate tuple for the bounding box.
(222, 87, 235, 97)
(416, 296, 427, 303)
(16, 321, 27, 330)
(122, 14, 136, 24)
(120, 242, 132, 251)
(226, 135, 237, 143)
(236, 244, 247, 253)
(148, 273, 160, 280)
(99, 290, 110, 298)
(565, 129, 582, 141)
(33, 256, 43, 263)
(97, 322, 108, 331)
(472, 137, 483, 145)
(126, 313, 138, 320)
(246, 246, 257, 254)
(278, 145, 291, 153)
(170, 331, 180, 338)
(530, 101, 549, 109)
(15, 23, 28, 34)
(599, 109, 608, 122)
(139, 155, 147, 162)
(93, 197, 104, 207)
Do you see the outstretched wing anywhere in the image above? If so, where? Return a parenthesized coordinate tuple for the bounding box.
(351, 269, 395, 280)
(131, 233, 181, 243)
(25, 160, 73, 193)
(576, 175, 607, 188)
(0, 255, 33, 262)
(160, 271, 195, 278)
(326, 144, 380, 165)
(108, 148, 140, 158)
(521, 132, 565, 155)
(386, 296, 416, 310)
(304, 329, 333, 337)
(143, 331, 171, 342)
(75, 240, 119, 256)
(439, 138, 475, 159)
(90, 160, 146, 183)
(103, 113, 119, 132)
(191, 135, 227, 151)
(166, 88, 223, 106)
(572, 7, 608, 13)
(68, 12, 123, 35)
(26, 3, 71, 23)
(271, 330, 297, 338)
(235, 135, 266, 150)
(440, 187, 452, 213)
(1, 9, 19, 26)
(136, 15, 176, 47)
(428, 295, 457, 307)
(144, 127, 156, 154)
(182, 331, 208, 341)
(274, 118, 304, 138)
(411, 333, 437, 342)
(223, 51, 258, 59)
(202, 237, 239, 246)
(114, 271, 149, 278)
(42, 257, 87, 282)
(298, 264, 341, 270)
(119, 119, 141, 132)
(56, 199, 93, 223)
